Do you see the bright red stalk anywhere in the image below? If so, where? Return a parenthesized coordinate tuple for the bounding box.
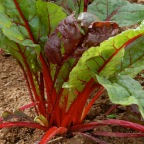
(19, 102, 39, 111)
(18, 62, 38, 115)
(61, 78, 95, 127)
(0, 122, 47, 131)
(13, 0, 47, 116)
(104, 104, 120, 116)
(80, 87, 105, 123)
(73, 83, 99, 125)
(40, 127, 67, 144)
(39, 55, 57, 121)
(17, 44, 45, 115)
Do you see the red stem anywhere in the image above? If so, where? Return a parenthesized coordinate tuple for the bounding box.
(18, 62, 38, 115)
(40, 127, 67, 144)
(80, 87, 105, 123)
(49, 60, 78, 126)
(40, 72, 45, 102)
(19, 102, 39, 111)
(70, 119, 144, 133)
(0, 122, 47, 131)
(39, 55, 57, 120)
(61, 78, 94, 127)
(74, 83, 99, 125)
(13, 0, 47, 115)
(104, 104, 120, 116)
(17, 44, 45, 115)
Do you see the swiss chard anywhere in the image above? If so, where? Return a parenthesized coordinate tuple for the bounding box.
(1, 0, 144, 143)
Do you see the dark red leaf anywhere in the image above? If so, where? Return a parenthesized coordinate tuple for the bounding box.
(57, 14, 82, 55)
(84, 21, 119, 47)
(72, 47, 87, 58)
(44, 32, 62, 65)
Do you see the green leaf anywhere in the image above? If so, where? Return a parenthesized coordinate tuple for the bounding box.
(47, 2, 67, 34)
(0, 0, 67, 71)
(2, 111, 13, 121)
(88, 0, 144, 27)
(96, 75, 144, 118)
(65, 20, 144, 91)
(14, 109, 33, 122)
(0, 30, 40, 72)
(55, 0, 81, 16)
(0, 0, 66, 46)
(0, 0, 36, 46)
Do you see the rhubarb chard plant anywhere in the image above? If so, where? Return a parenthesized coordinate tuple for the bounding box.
(1, 0, 144, 143)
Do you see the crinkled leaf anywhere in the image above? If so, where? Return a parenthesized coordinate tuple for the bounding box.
(65, 20, 144, 91)
(45, 14, 82, 65)
(96, 75, 144, 118)
(57, 14, 82, 55)
(45, 32, 62, 65)
(83, 21, 119, 47)
(88, 0, 144, 27)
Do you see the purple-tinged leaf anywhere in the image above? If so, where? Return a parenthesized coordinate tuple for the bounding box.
(45, 32, 62, 65)
(57, 14, 82, 55)
(83, 21, 119, 47)
(72, 47, 88, 58)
